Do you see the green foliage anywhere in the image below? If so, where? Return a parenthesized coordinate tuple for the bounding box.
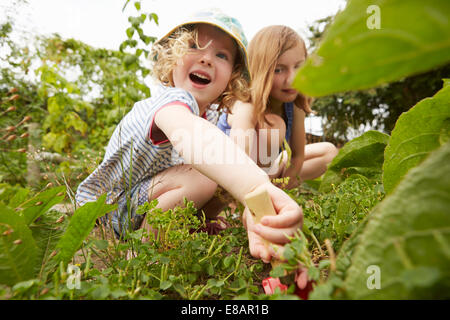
(30, 208, 69, 280)
(302, 3, 450, 143)
(299, 174, 384, 250)
(0, 185, 70, 287)
(1, 199, 269, 300)
(1, 5, 155, 189)
(35, 36, 151, 154)
(55, 194, 116, 265)
(319, 130, 389, 193)
(0, 206, 38, 286)
(383, 84, 450, 194)
(342, 142, 450, 299)
(294, 0, 450, 97)
(18, 185, 66, 225)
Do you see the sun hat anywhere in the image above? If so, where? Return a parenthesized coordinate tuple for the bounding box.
(155, 8, 249, 79)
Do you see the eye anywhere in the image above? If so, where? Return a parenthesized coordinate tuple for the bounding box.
(190, 42, 198, 49)
(294, 62, 303, 70)
(217, 52, 228, 60)
(274, 67, 283, 74)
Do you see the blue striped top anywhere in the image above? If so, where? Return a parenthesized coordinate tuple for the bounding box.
(75, 85, 219, 207)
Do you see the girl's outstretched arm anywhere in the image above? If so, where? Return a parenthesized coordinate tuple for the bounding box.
(154, 104, 268, 202)
(154, 104, 303, 261)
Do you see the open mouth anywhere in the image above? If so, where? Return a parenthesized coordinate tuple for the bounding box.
(190, 72, 211, 85)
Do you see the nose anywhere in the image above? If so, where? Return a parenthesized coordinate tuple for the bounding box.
(199, 50, 213, 67)
(287, 69, 296, 85)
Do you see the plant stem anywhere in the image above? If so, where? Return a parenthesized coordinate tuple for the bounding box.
(324, 239, 336, 272)
(310, 230, 324, 256)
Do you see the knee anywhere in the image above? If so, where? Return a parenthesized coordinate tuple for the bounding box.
(322, 142, 339, 163)
(196, 174, 218, 200)
(185, 167, 218, 203)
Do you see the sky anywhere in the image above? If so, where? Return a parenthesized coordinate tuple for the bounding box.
(7, 0, 346, 50)
(2, 0, 347, 135)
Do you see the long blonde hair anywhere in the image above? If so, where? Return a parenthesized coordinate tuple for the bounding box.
(151, 25, 250, 111)
(248, 25, 312, 125)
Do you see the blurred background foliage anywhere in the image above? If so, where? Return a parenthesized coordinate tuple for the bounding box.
(1, 1, 448, 190)
(306, 16, 450, 145)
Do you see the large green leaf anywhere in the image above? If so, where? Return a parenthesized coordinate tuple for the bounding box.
(0, 206, 38, 286)
(294, 0, 450, 96)
(19, 186, 66, 225)
(30, 209, 68, 279)
(319, 130, 389, 193)
(343, 142, 450, 299)
(383, 84, 450, 194)
(55, 194, 116, 265)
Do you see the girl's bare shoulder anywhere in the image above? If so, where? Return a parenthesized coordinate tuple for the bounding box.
(228, 100, 257, 126)
(232, 100, 255, 112)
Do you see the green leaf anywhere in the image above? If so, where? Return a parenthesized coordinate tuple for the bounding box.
(128, 16, 141, 28)
(443, 78, 450, 88)
(92, 239, 109, 250)
(12, 279, 39, 293)
(308, 267, 320, 281)
(383, 84, 450, 194)
(335, 214, 370, 279)
(55, 194, 116, 264)
(343, 142, 450, 299)
(294, 0, 450, 96)
(270, 265, 285, 278)
(124, 54, 138, 67)
(318, 260, 331, 270)
(65, 112, 88, 134)
(47, 96, 63, 115)
(401, 267, 441, 290)
(19, 186, 66, 225)
(320, 130, 389, 192)
(30, 209, 68, 278)
(223, 255, 235, 269)
(334, 195, 354, 239)
(0, 206, 38, 286)
(8, 188, 30, 208)
(149, 13, 159, 25)
(160, 280, 172, 290)
(126, 27, 134, 39)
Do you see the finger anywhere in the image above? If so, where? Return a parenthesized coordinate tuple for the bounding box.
(296, 268, 309, 289)
(253, 223, 301, 244)
(247, 230, 272, 263)
(260, 187, 303, 228)
(260, 205, 303, 228)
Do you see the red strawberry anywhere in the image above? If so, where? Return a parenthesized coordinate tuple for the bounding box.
(262, 277, 288, 295)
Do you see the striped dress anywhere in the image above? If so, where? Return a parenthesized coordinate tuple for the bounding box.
(75, 85, 219, 208)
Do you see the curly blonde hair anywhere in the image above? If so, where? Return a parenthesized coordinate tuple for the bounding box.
(150, 25, 250, 111)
